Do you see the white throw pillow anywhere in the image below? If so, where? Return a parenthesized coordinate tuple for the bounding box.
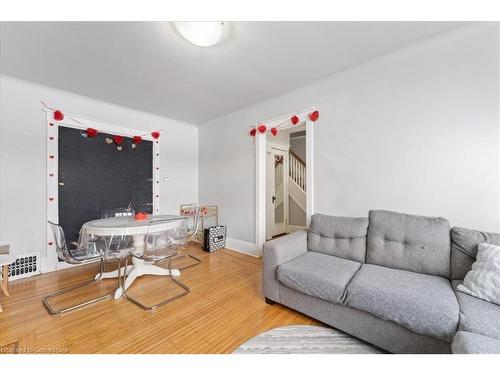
(457, 242, 500, 305)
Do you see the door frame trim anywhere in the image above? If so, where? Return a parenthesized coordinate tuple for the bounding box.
(43, 109, 160, 272)
(255, 108, 315, 256)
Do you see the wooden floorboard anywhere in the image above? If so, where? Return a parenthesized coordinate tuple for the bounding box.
(0, 243, 320, 354)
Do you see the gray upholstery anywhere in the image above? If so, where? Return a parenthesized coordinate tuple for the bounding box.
(450, 227, 500, 280)
(277, 252, 361, 303)
(345, 264, 459, 341)
(279, 283, 451, 353)
(262, 230, 308, 302)
(262, 211, 500, 354)
(366, 210, 451, 278)
(452, 331, 500, 354)
(308, 213, 368, 263)
(452, 280, 500, 340)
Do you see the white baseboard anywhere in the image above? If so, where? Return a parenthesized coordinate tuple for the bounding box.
(225, 237, 261, 258)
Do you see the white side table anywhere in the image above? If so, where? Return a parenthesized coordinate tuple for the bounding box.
(0, 254, 16, 313)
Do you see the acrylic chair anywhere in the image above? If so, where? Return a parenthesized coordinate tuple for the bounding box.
(121, 217, 191, 310)
(172, 204, 202, 270)
(42, 221, 125, 315)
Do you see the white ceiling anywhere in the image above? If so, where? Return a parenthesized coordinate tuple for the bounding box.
(0, 21, 470, 124)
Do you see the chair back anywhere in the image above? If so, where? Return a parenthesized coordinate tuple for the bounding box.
(142, 217, 188, 262)
(180, 204, 201, 237)
(48, 221, 103, 264)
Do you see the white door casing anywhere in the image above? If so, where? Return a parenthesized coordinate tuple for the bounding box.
(255, 108, 316, 256)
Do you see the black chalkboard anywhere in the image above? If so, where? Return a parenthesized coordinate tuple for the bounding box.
(58, 126, 153, 242)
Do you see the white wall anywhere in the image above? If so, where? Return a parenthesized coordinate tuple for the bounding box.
(0, 75, 199, 262)
(290, 136, 306, 163)
(199, 23, 500, 245)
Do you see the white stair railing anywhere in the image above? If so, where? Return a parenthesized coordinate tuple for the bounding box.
(289, 151, 306, 192)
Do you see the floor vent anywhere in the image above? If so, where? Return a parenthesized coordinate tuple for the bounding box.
(8, 252, 41, 280)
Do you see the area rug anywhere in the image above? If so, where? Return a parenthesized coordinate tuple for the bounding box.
(233, 325, 385, 354)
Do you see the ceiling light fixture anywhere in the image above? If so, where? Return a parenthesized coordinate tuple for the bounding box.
(173, 21, 224, 47)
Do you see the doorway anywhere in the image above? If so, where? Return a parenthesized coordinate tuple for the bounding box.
(254, 108, 315, 255)
(265, 125, 307, 240)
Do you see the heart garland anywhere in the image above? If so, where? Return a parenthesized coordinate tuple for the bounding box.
(248, 110, 319, 138)
(308, 110, 319, 122)
(86, 128, 98, 138)
(42, 102, 164, 151)
(53, 110, 64, 121)
(132, 136, 142, 149)
(113, 135, 124, 145)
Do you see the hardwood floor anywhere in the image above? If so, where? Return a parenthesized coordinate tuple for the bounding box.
(0, 243, 320, 354)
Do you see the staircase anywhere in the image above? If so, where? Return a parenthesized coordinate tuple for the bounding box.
(289, 151, 306, 214)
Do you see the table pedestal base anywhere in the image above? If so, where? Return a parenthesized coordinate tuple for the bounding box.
(112, 257, 180, 299)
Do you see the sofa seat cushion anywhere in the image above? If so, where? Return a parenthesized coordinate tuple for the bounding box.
(276, 252, 361, 304)
(452, 280, 500, 340)
(452, 331, 500, 354)
(345, 264, 459, 342)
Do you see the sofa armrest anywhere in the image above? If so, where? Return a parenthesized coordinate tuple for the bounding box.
(452, 331, 500, 354)
(262, 230, 308, 302)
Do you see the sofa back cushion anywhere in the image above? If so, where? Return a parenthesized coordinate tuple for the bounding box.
(451, 227, 500, 280)
(366, 210, 451, 278)
(308, 213, 368, 263)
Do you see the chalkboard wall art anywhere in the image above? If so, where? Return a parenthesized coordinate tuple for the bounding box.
(57, 126, 155, 242)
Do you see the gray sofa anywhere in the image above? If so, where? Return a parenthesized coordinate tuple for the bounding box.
(262, 210, 500, 354)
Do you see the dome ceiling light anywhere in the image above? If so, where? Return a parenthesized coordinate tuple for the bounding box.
(173, 21, 224, 47)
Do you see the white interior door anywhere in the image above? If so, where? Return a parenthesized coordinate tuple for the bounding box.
(266, 147, 288, 239)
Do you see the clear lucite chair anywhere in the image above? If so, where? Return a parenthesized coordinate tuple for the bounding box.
(121, 216, 191, 310)
(42, 221, 124, 315)
(172, 204, 202, 270)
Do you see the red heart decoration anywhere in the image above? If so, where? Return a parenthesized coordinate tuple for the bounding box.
(291, 115, 299, 125)
(151, 131, 160, 139)
(49, 136, 54, 140)
(86, 128, 98, 138)
(49, 197, 54, 201)
(113, 135, 124, 145)
(49, 155, 54, 159)
(308, 110, 319, 122)
(257, 124, 267, 133)
(48, 242, 53, 246)
(133, 136, 143, 145)
(53, 110, 64, 121)
(271, 127, 278, 136)
(249, 128, 257, 137)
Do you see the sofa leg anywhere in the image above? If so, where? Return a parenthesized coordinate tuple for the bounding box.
(265, 297, 276, 305)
